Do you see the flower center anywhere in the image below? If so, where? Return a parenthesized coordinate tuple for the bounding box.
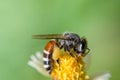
(51, 48, 89, 80)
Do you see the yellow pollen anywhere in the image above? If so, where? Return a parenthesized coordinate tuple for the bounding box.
(51, 47, 89, 80)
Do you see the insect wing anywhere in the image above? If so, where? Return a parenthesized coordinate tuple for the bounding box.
(83, 53, 91, 70)
(32, 34, 66, 39)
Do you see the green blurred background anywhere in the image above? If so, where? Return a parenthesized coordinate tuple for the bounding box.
(0, 0, 120, 80)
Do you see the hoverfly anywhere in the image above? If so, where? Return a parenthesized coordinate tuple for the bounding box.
(32, 32, 90, 74)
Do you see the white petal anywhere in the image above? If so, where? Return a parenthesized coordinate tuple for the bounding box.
(36, 51, 42, 60)
(28, 51, 50, 77)
(92, 72, 111, 80)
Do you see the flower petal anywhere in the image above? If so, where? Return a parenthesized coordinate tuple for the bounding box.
(91, 72, 111, 80)
(28, 51, 50, 77)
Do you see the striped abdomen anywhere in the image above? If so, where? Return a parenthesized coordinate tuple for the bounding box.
(43, 40, 55, 74)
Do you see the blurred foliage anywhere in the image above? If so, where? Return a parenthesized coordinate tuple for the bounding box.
(0, 0, 120, 80)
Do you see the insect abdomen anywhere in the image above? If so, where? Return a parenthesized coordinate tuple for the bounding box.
(43, 40, 55, 74)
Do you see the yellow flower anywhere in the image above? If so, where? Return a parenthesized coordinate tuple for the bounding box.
(28, 47, 111, 80)
(51, 47, 89, 80)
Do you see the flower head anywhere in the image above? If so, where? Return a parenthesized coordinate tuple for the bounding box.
(51, 47, 89, 80)
(28, 48, 111, 80)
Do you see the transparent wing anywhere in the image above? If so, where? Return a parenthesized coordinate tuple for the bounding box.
(32, 34, 67, 39)
(83, 53, 91, 70)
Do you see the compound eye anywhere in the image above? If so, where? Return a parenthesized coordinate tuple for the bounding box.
(79, 42, 85, 53)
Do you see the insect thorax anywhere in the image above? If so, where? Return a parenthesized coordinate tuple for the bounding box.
(60, 32, 81, 51)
